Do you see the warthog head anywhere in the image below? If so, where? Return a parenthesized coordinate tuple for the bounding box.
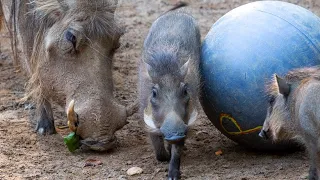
(260, 68, 320, 141)
(27, 0, 127, 151)
(260, 75, 291, 141)
(140, 47, 198, 142)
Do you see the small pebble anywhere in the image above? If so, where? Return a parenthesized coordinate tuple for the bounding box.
(84, 159, 103, 167)
(215, 149, 223, 156)
(127, 167, 143, 176)
(195, 131, 209, 141)
(222, 164, 230, 168)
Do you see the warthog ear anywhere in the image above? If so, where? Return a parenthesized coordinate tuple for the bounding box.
(141, 60, 153, 80)
(180, 60, 189, 79)
(276, 75, 290, 96)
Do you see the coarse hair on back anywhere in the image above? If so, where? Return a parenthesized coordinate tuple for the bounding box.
(265, 66, 320, 97)
(285, 66, 320, 82)
(145, 46, 182, 78)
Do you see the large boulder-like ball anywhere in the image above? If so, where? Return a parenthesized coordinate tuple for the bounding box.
(200, 1, 320, 151)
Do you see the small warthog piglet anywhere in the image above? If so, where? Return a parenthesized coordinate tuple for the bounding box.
(139, 3, 201, 180)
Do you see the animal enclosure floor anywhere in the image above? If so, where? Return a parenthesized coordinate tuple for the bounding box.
(1, 0, 320, 179)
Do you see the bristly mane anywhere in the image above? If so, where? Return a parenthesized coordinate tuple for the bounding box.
(285, 66, 320, 83)
(33, 0, 121, 38)
(145, 45, 183, 78)
(266, 66, 320, 97)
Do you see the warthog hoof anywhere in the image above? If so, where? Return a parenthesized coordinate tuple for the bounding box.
(35, 100, 56, 135)
(309, 166, 318, 180)
(156, 152, 170, 162)
(168, 169, 180, 180)
(36, 117, 56, 135)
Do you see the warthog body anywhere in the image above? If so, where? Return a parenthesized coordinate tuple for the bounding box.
(260, 66, 320, 180)
(1, 0, 136, 151)
(139, 5, 200, 179)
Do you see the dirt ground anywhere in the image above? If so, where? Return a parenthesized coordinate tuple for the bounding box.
(1, 0, 320, 179)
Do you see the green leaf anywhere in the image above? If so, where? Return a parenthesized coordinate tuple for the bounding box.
(63, 132, 80, 152)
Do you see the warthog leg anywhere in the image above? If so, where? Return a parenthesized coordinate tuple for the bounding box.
(305, 137, 320, 180)
(150, 132, 171, 162)
(35, 99, 56, 135)
(150, 132, 185, 179)
(168, 140, 184, 180)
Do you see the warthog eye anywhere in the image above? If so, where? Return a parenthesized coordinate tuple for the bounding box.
(180, 83, 189, 100)
(268, 96, 275, 106)
(183, 83, 188, 96)
(65, 30, 77, 49)
(152, 87, 158, 98)
(150, 86, 159, 107)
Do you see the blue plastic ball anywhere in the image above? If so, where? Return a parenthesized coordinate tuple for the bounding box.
(200, 1, 320, 150)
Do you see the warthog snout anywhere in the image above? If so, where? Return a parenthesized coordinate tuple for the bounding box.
(259, 129, 269, 140)
(80, 136, 117, 151)
(65, 29, 77, 50)
(67, 99, 127, 151)
(160, 112, 188, 142)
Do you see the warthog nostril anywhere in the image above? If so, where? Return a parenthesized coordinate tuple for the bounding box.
(161, 127, 187, 142)
(160, 118, 188, 143)
(259, 130, 269, 140)
(65, 29, 77, 49)
(164, 133, 186, 143)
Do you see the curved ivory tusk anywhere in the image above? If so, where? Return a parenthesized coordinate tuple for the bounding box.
(67, 99, 78, 132)
(187, 109, 198, 126)
(143, 110, 157, 129)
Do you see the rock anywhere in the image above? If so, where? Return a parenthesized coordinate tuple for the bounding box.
(215, 149, 223, 156)
(127, 167, 143, 176)
(195, 131, 209, 141)
(84, 158, 103, 167)
(222, 164, 230, 169)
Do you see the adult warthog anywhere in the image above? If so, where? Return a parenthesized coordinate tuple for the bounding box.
(1, 0, 137, 151)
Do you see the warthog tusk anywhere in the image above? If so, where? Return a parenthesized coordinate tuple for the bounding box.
(144, 112, 157, 129)
(143, 105, 157, 129)
(67, 99, 78, 132)
(187, 109, 198, 126)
